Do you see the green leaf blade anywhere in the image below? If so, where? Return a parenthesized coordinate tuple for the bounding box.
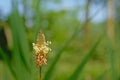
(68, 36, 102, 80)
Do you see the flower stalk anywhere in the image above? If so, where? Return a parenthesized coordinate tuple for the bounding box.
(32, 30, 51, 80)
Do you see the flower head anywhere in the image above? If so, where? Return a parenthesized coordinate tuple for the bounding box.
(33, 31, 51, 67)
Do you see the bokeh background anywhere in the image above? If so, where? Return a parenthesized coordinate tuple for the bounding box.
(0, 0, 120, 80)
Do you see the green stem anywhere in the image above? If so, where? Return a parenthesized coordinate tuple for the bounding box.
(39, 66, 42, 80)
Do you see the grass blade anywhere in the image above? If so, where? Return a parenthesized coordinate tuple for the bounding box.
(68, 36, 102, 80)
(8, 0, 31, 72)
(0, 47, 17, 80)
(44, 27, 79, 80)
(107, 43, 118, 80)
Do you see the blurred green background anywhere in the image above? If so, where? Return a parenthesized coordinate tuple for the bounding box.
(0, 0, 120, 80)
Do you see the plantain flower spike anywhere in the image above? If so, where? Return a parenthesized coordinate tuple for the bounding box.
(32, 30, 51, 67)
